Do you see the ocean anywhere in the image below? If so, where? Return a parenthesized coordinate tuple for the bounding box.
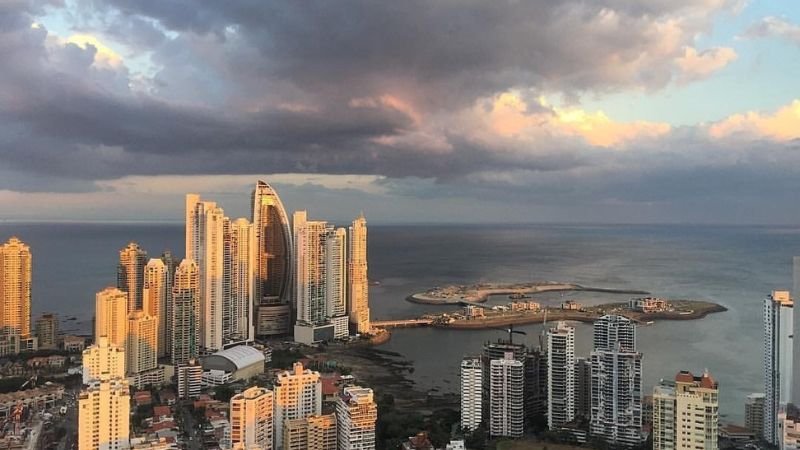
(3, 221, 798, 422)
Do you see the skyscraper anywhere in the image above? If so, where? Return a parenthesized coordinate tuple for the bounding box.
(126, 311, 157, 376)
(80, 335, 130, 450)
(223, 217, 255, 345)
(82, 336, 126, 384)
(489, 352, 524, 438)
(325, 227, 348, 339)
(230, 386, 274, 450)
(336, 386, 378, 450)
(590, 315, 643, 447)
(117, 242, 147, 312)
(160, 251, 179, 355)
(252, 181, 293, 336)
(652, 370, 719, 450)
(143, 258, 168, 357)
(95, 287, 128, 349)
(574, 357, 591, 420)
(293, 211, 335, 344)
(764, 290, 794, 445)
(547, 321, 575, 429)
(348, 213, 370, 335)
(460, 356, 482, 432)
(0, 237, 31, 339)
(793, 256, 800, 406)
(185, 194, 225, 353)
(172, 259, 199, 365)
(274, 362, 322, 449)
(78, 378, 131, 450)
(284, 414, 338, 450)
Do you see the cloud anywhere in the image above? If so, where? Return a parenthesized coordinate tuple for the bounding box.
(675, 46, 737, 82)
(709, 99, 800, 141)
(742, 16, 800, 46)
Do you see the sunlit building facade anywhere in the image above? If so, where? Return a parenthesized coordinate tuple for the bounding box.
(325, 227, 348, 339)
(230, 386, 274, 450)
(653, 370, 719, 450)
(143, 258, 168, 357)
(293, 211, 335, 344)
(348, 214, 370, 334)
(117, 242, 147, 313)
(223, 217, 255, 345)
(336, 386, 377, 450)
(274, 362, 322, 450)
(126, 311, 157, 376)
(35, 313, 59, 350)
(78, 378, 131, 450)
(0, 237, 31, 340)
(95, 287, 128, 349)
(82, 336, 126, 384)
(252, 181, 293, 336)
(171, 259, 199, 365)
(284, 414, 337, 450)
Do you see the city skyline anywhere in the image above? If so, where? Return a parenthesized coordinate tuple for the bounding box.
(2, 3, 800, 225)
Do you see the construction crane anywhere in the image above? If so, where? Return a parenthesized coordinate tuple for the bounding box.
(491, 324, 527, 344)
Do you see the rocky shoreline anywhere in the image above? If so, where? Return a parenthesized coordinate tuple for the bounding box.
(407, 281, 650, 305)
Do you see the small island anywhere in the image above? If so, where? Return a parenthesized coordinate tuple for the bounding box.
(372, 282, 728, 331)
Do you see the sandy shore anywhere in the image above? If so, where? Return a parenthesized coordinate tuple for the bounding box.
(408, 281, 650, 305)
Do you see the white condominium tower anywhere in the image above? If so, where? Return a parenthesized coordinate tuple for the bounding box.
(223, 217, 255, 344)
(336, 386, 378, 450)
(143, 258, 168, 357)
(252, 181, 293, 336)
(764, 290, 794, 445)
(117, 242, 147, 312)
(78, 378, 131, 450)
(293, 211, 348, 343)
(793, 256, 800, 406)
(0, 237, 31, 340)
(652, 370, 719, 450)
(547, 321, 576, 429)
(126, 311, 157, 376)
(82, 336, 126, 384)
(348, 213, 370, 334)
(460, 356, 482, 432)
(489, 352, 524, 438)
(172, 259, 199, 365)
(95, 287, 128, 349)
(80, 335, 131, 450)
(230, 386, 274, 450)
(274, 362, 322, 449)
(590, 315, 643, 447)
(325, 227, 348, 338)
(185, 194, 225, 353)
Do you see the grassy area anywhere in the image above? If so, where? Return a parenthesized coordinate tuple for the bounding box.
(495, 440, 585, 450)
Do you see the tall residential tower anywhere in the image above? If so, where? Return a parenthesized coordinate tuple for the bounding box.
(0, 237, 31, 340)
(348, 214, 370, 334)
(764, 290, 794, 445)
(117, 242, 147, 312)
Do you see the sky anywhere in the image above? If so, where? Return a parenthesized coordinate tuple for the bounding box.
(1, 0, 800, 224)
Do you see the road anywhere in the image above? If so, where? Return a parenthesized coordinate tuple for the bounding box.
(177, 402, 202, 450)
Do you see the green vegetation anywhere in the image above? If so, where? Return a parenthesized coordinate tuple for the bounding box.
(268, 348, 306, 369)
(375, 393, 460, 449)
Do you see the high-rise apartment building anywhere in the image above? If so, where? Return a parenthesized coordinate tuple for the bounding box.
(0, 237, 31, 340)
(293, 211, 339, 344)
(793, 257, 800, 406)
(230, 386, 274, 450)
(95, 287, 128, 349)
(78, 378, 131, 450)
(185, 194, 225, 353)
(336, 386, 377, 450)
(481, 339, 526, 424)
(652, 370, 719, 450)
(252, 181, 293, 336)
(489, 352, 524, 438)
(525, 346, 549, 421)
(143, 258, 168, 357)
(172, 259, 199, 365)
(126, 311, 157, 376)
(117, 242, 147, 313)
(348, 214, 370, 335)
(547, 321, 575, 429)
(284, 414, 337, 450)
(765, 290, 794, 445)
(274, 362, 322, 449)
(160, 251, 179, 355)
(326, 227, 348, 339)
(745, 393, 765, 439)
(781, 404, 800, 450)
(460, 356, 482, 432)
(590, 315, 643, 447)
(35, 313, 59, 349)
(82, 336, 126, 384)
(176, 359, 203, 399)
(223, 217, 255, 345)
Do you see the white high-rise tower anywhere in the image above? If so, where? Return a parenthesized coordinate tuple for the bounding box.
(590, 315, 643, 446)
(460, 356, 482, 432)
(489, 352, 524, 438)
(186, 194, 225, 353)
(348, 214, 370, 334)
(764, 290, 794, 445)
(547, 321, 575, 429)
(223, 217, 255, 345)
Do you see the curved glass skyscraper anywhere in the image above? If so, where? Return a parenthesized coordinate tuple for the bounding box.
(252, 180, 293, 335)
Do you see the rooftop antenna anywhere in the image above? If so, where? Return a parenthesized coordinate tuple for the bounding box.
(492, 324, 527, 344)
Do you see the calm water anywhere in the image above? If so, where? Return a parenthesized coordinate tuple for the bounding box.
(3, 222, 799, 422)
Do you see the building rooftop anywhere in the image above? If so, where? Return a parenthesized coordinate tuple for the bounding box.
(204, 345, 265, 371)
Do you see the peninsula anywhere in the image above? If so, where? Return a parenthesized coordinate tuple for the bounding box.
(407, 281, 650, 305)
